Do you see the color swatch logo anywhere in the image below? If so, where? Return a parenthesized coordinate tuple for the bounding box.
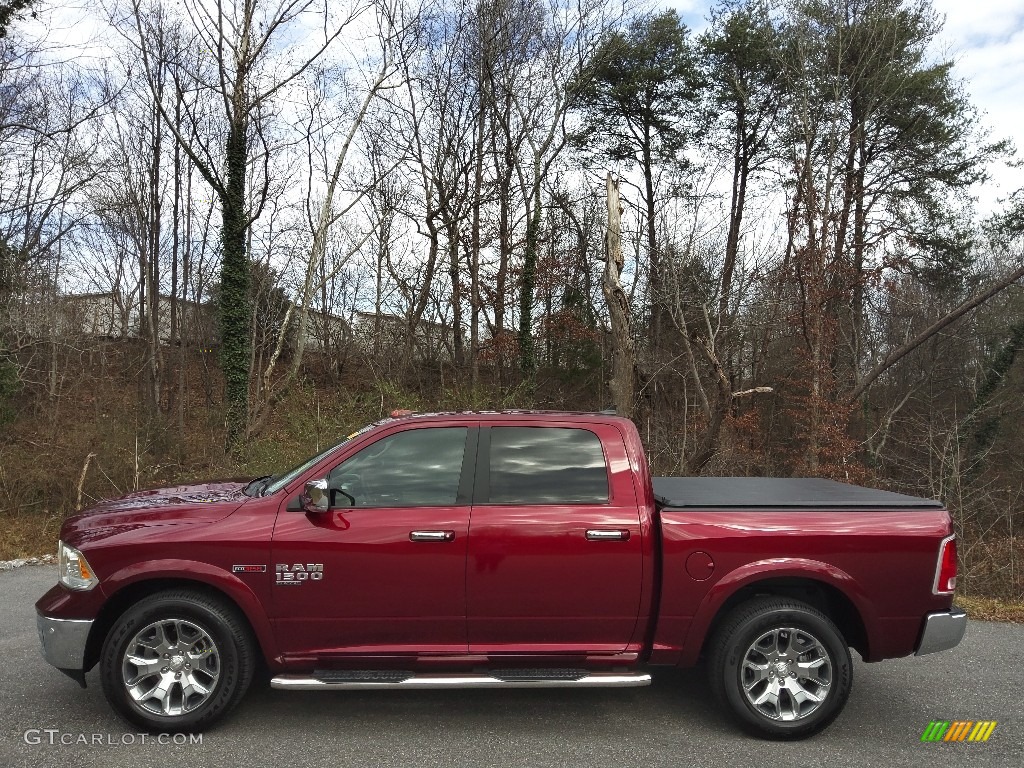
(921, 721, 997, 742)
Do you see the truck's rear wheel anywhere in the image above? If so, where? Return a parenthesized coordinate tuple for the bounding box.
(708, 597, 852, 739)
(100, 590, 255, 732)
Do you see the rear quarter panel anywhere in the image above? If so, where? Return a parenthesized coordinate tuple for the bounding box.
(652, 508, 954, 666)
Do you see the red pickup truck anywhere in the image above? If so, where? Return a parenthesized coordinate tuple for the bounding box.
(36, 411, 965, 739)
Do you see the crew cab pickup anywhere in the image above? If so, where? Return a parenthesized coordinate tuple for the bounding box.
(35, 411, 965, 739)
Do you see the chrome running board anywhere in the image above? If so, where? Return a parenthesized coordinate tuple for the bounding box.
(270, 670, 652, 691)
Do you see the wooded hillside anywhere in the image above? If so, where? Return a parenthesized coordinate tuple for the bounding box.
(1, 0, 1022, 600)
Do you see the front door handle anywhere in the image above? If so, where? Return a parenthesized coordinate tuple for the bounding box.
(586, 529, 630, 541)
(410, 530, 455, 542)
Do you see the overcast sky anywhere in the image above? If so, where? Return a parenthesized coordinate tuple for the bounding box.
(27, 0, 1024, 218)
(668, 0, 1024, 216)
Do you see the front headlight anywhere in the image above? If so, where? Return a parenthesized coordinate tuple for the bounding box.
(57, 540, 99, 591)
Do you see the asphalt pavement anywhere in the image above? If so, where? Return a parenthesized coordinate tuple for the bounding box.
(2, 565, 1021, 768)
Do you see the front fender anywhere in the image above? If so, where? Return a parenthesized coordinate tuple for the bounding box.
(98, 559, 279, 666)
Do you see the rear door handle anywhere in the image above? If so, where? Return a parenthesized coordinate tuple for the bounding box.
(586, 529, 630, 541)
(409, 530, 455, 542)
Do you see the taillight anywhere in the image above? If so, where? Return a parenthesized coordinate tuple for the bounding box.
(933, 535, 957, 595)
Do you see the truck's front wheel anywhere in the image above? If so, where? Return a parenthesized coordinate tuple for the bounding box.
(100, 590, 255, 732)
(708, 597, 852, 739)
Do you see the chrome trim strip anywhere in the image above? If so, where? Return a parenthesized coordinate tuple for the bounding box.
(270, 672, 652, 691)
(36, 613, 93, 670)
(915, 608, 968, 656)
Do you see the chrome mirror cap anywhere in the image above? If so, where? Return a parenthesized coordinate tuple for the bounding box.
(301, 479, 330, 513)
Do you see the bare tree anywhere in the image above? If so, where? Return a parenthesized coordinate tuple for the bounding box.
(249, 0, 412, 435)
(122, 0, 366, 447)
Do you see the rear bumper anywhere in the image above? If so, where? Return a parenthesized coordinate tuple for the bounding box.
(915, 608, 967, 655)
(37, 612, 92, 674)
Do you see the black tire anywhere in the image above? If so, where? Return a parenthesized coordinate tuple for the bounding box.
(100, 589, 256, 732)
(708, 597, 853, 740)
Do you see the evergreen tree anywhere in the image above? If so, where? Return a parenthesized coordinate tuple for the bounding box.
(576, 10, 701, 348)
(0, 0, 33, 39)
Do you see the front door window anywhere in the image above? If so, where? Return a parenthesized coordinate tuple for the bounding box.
(327, 427, 468, 507)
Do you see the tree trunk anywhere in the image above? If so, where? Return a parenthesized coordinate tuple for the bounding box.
(641, 135, 660, 349)
(145, 85, 163, 418)
(169, 94, 181, 423)
(402, 215, 441, 369)
(493, 108, 512, 382)
(603, 173, 634, 418)
(720, 103, 749, 328)
(849, 260, 1024, 402)
(446, 221, 463, 367)
(219, 113, 251, 448)
(470, 107, 485, 388)
(519, 170, 541, 376)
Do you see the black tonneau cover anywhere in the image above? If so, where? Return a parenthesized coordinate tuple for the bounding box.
(652, 477, 943, 509)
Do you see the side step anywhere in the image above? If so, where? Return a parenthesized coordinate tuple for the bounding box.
(270, 670, 652, 691)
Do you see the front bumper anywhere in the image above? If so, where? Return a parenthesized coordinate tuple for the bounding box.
(915, 608, 967, 655)
(37, 612, 92, 684)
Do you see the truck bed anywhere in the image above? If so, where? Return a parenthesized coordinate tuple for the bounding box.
(652, 477, 943, 509)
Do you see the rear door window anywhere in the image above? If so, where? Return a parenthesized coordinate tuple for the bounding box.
(487, 427, 608, 504)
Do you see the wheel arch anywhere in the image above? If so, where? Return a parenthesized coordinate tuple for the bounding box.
(85, 575, 276, 673)
(678, 559, 876, 667)
(700, 577, 869, 662)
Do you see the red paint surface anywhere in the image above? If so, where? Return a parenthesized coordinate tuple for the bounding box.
(465, 418, 644, 654)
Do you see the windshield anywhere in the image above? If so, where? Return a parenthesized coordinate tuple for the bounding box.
(259, 418, 396, 496)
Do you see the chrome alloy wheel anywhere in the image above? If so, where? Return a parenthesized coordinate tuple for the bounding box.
(121, 619, 221, 717)
(740, 627, 832, 722)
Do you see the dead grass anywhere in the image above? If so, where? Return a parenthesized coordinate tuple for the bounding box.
(0, 511, 61, 560)
(957, 534, 1024, 604)
(955, 594, 1024, 624)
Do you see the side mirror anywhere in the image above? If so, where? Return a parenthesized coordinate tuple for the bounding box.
(300, 479, 330, 514)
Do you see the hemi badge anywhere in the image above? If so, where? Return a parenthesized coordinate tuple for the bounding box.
(232, 564, 267, 573)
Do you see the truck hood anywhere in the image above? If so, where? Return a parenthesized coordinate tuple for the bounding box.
(62, 481, 249, 540)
